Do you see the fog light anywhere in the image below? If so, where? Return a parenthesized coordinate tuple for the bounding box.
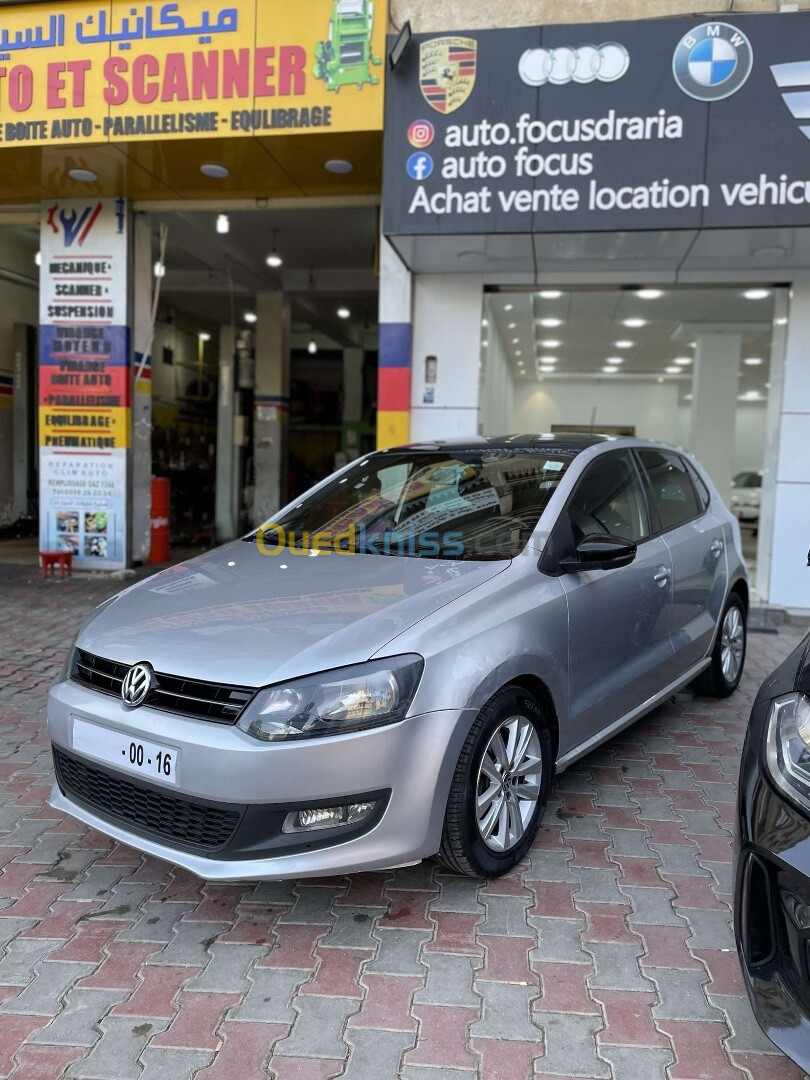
(282, 801, 377, 834)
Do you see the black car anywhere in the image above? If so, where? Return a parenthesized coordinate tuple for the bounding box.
(736, 630, 810, 1068)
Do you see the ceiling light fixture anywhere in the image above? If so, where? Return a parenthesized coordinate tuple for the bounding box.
(539, 317, 563, 328)
(601, 366, 618, 374)
(540, 339, 561, 348)
(622, 318, 646, 328)
(539, 365, 556, 374)
(511, 337, 520, 344)
(743, 288, 770, 300)
(68, 167, 97, 182)
(244, 311, 257, 324)
(744, 357, 764, 366)
(266, 229, 282, 268)
(636, 288, 663, 299)
(307, 339, 318, 355)
(508, 322, 516, 329)
(664, 365, 680, 374)
(515, 350, 523, 357)
(673, 357, 692, 365)
(200, 162, 229, 179)
(198, 332, 211, 342)
(34, 251, 41, 267)
(481, 318, 489, 328)
(216, 213, 229, 235)
(538, 289, 562, 299)
(153, 261, 166, 278)
(504, 303, 514, 311)
(537, 356, 557, 364)
(604, 357, 623, 365)
(337, 306, 351, 319)
(325, 159, 354, 174)
(614, 339, 634, 348)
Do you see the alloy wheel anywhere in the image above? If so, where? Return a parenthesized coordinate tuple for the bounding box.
(475, 714, 542, 852)
(720, 605, 745, 683)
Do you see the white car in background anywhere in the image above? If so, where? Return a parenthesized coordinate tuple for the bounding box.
(730, 471, 762, 528)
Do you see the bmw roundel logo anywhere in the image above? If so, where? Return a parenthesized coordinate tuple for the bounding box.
(672, 23, 753, 102)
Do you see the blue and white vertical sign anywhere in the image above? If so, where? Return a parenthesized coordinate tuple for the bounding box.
(39, 197, 130, 570)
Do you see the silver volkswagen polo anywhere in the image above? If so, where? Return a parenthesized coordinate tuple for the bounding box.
(48, 435, 748, 880)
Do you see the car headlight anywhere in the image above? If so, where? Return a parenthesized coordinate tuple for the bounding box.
(766, 692, 810, 813)
(237, 655, 424, 742)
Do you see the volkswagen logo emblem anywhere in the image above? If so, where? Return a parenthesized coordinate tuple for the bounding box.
(121, 662, 154, 708)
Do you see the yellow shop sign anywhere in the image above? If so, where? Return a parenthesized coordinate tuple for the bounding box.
(0, 0, 385, 146)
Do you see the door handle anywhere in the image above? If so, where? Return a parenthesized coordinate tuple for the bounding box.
(710, 539, 724, 558)
(653, 568, 670, 587)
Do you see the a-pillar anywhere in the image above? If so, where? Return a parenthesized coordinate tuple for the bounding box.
(410, 275, 484, 441)
(342, 346, 363, 461)
(252, 292, 290, 527)
(687, 327, 743, 498)
(762, 275, 810, 610)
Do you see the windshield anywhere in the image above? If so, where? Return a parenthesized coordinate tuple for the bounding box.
(249, 448, 575, 560)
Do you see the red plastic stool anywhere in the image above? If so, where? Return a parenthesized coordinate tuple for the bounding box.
(40, 551, 73, 578)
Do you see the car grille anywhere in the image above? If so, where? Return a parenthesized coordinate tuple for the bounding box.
(53, 747, 243, 853)
(71, 649, 255, 724)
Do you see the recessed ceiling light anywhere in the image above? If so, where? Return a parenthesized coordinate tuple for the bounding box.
(198, 332, 211, 342)
(266, 253, 283, 268)
(508, 322, 516, 329)
(743, 288, 770, 300)
(673, 357, 692, 366)
(481, 339, 489, 348)
(657, 376, 664, 383)
(515, 350, 523, 357)
(622, 318, 646, 328)
(308, 339, 318, 354)
(200, 162, 229, 179)
(664, 365, 680, 374)
(744, 357, 763, 366)
(684, 393, 694, 401)
(34, 251, 41, 267)
(538, 289, 562, 299)
(325, 159, 353, 174)
(244, 311, 257, 324)
(765, 381, 771, 388)
(216, 213, 229, 234)
(739, 389, 763, 400)
(604, 357, 623, 365)
(481, 318, 488, 328)
(511, 337, 520, 344)
(540, 339, 561, 348)
(775, 316, 787, 326)
(153, 261, 166, 278)
(68, 167, 97, 182)
(614, 340, 634, 348)
(602, 366, 618, 374)
(537, 356, 557, 364)
(337, 306, 351, 319)
(539, 317, 563, 328)
(539, 365, 556, 374)
(636, 288, 663, 299)
(504, 303, 514, 312)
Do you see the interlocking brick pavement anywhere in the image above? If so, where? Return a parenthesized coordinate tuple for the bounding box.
(0, 562, 808, 1078)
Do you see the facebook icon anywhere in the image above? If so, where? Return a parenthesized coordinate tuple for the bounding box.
(406, 152, 434, 180)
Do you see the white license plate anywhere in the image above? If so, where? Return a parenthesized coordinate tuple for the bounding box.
(72, 718, 179, 785)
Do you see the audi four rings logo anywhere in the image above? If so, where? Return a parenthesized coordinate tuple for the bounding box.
(121, 662, 154, 708)
(518, 43, 630, 87)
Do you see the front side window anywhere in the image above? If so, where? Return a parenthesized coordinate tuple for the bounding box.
(566, 452, 650, 544)
(251, 448, 576, 560)
(638, 449, 702, 531)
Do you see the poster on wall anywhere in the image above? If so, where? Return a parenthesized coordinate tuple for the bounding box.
(39, 196, 129, 570)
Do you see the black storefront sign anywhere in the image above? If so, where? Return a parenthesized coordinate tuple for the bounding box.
(383, 13, 810, 236)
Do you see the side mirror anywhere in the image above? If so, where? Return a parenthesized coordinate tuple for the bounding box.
(559, 533, 637, 574)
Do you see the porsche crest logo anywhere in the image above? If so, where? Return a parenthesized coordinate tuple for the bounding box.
(419, 36, 477, 114)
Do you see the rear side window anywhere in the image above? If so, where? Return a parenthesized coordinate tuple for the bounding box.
(637, 449, 702, 531)
(685, 459, 711, 512)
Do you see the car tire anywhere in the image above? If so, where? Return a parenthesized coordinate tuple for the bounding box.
(437, 686, 552, 878)
(692, 593, 747, 699)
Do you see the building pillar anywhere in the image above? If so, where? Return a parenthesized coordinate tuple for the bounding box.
(377, 236, 412, 449)
(765, 275, 810, 611)
(131, 215, 153, 563)
(342, 346, 364, 462)
(688, 329, 743, 499)
(252, 292, 289, 527)
(410, 275, 484, 442)
(215, 323, 237, 542)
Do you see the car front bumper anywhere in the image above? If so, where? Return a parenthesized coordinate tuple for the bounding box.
(47, 679, 472, 881)
(735, 699, 810, 1071)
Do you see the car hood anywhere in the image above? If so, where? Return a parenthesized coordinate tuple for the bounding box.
(76, 542, 508, 686)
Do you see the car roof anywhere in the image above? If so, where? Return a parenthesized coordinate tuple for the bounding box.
(380, 433, 616, 454)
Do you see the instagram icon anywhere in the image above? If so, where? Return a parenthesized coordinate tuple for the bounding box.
(408, 119, 435, 148)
